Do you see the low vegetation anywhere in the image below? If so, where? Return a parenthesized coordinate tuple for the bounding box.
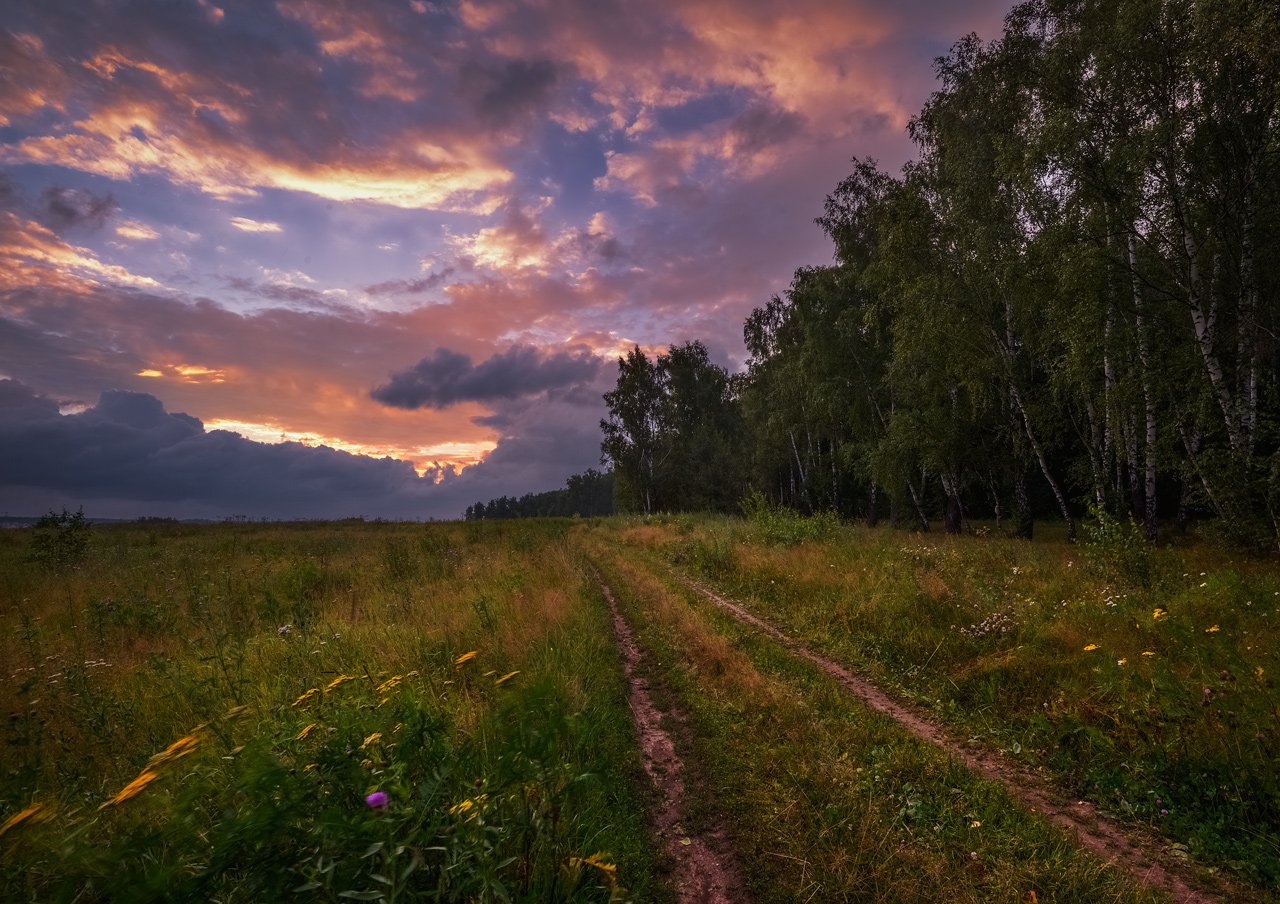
(3, 512, 1277, 902)
(600, 509, 1280, 896)
(0, 519, 657, 903)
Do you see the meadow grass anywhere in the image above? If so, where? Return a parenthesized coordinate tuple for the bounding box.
(0, 519, 660, 903)
(601, 510, 1280, 897)
(584, 534, 1165, 904)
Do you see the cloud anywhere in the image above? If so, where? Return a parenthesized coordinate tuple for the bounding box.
(363, 269, 454, 297)
(0, 377, 609, 520)
(0, 379, 443, 518)
(459, 58, 559, 127)
(0, 172, 118, 235)
(371, 344, 603, 410)
(229, 216, 282, 232)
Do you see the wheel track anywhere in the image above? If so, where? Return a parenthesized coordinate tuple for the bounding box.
(595, 571, 750, 904)
(676, 573, 1246, 904)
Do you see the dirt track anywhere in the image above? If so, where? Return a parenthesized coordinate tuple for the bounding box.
(596, 574, 750, 904)
(678, 574, 1241, 904)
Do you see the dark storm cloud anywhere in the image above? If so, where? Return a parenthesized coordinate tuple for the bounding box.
(460, 59, 559, 127)
(0, 380, 435, 518)
(38, 185, 118, 233)
(371, 345, 602, 410)
(0, 378, 608, 520)
(0, 173, 117, 234)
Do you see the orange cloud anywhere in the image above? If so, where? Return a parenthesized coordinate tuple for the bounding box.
(0, 211, 161, 290)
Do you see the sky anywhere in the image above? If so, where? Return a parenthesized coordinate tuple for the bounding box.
(0, 0, 1014, 521)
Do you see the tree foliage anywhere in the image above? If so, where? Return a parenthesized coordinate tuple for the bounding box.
(599, 0, 1280, 549)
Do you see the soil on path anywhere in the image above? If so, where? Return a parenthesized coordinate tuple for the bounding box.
(597, 575, 750, 904)
(680, 575, 1246, 904)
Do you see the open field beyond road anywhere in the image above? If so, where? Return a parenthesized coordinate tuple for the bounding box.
(1, 514, 1277, 902)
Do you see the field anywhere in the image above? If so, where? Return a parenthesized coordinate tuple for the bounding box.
(1, 513, 1277, 903)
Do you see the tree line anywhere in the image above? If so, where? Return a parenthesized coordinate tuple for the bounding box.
(464, 468, 614, 520)
(601, 0, 1279, 548)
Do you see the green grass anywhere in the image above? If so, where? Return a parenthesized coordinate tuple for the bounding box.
(603, 511, 1280, 897)
(586, 536, 1164, 904)
(0, 519, 659, 903)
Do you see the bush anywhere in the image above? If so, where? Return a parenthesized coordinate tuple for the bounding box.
(740, 491, 839, 545)
(27, 508, 91, 572)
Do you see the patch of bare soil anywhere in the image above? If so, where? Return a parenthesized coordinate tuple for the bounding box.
(597, 576, 750, 904)
(680, 575, 1246, 904)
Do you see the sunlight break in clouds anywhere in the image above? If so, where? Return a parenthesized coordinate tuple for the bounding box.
(230, 216, 282, 233)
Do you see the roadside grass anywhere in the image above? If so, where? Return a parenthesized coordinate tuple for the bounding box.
(602, 511, 1280, 898)
(586, 535, 1165, 904)
(0, 519, 659, 902)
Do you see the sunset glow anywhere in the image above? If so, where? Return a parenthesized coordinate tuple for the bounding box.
(0, 0, 1013, 519)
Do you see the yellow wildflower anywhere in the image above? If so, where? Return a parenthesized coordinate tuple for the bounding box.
(1117, 658, 1126, 666)
(572, 853, 618, 889)
(1152, 607, 1169, 621)
(292, 688, 320, 707)
(99, 769, 160, 809)
(0, 803, 52, 838)
(360, 732, 382, 750)
(1205, 625, 1220, 633)
(1142, 651, 1155, 656)
(455, 651, 477, 668)
(375, 675, 403, 694)
(494, 671, 520, 686)
(1256, 666, 1265, 679)
(450, 793, 488, 819)
(1083, 644, 1098, 652)
(146, 733, 201, 770)
(297, 724, 317, 740)
(325, 675, 356, 692)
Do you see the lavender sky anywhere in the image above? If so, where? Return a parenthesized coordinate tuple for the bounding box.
(0, 0, 1013, 520)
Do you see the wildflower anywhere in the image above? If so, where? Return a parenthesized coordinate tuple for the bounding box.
(1142, 651, 1155, 656)
(0, 803, 52, 838)
(970, 820, 982, 828)
(1204, 688, 1212, 695)
(365, 791, 388, 809)
(1117, 659, 1126, 666)
(1152, 607, 1168, 621)
(292, 688, 320, 707)
(1205, 625, 1219, 633)
(325, 674, 355, 692)
(494, 670, 520, 686)
(455, 651, 477, 668)
(572, 853, 618, 889)
(360, 732, 382, 750)
(375, 675, 403, 694)
(277, 624, 292, 636)
(1257, 667, 1265, 679)
(147, 733, 202, 770)
(297, 723, 316, 740)
(99, 769, 160, 809)
(1083, 644, 1098, 651)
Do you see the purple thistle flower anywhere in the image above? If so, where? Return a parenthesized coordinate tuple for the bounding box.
(366, 791, 389, 808)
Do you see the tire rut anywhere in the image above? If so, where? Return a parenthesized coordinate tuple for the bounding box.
(596, 573, 750, 904)
(678, 574, 1244, 904)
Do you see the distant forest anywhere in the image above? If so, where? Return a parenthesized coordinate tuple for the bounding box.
(599, 0, 1280, 548)
(464, 468, 613, 520)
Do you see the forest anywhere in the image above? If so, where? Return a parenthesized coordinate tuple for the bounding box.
(600, 0, 1279, 549)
